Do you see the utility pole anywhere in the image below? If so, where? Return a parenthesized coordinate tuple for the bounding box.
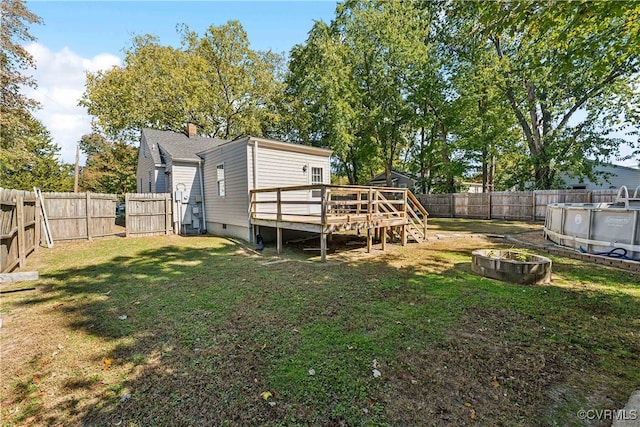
(73, 144, 80, 192)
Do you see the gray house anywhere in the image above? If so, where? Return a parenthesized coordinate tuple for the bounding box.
(365, 170, 418, 190)
(198, 136, 332, 241)
(137, 126, 332, 239)
(136, 126, 227, 234)
(559, 163, 640, 190)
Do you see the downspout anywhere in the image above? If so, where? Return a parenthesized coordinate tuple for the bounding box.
(253, 139, 259, 189)
(198, 158, 207, 234)
(172, 164, 180, 234)
(249, 139, 259, 242)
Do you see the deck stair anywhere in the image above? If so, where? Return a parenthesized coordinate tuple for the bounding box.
(250, 184, 429, 261)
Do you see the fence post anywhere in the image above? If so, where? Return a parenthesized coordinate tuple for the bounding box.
(450, 194, 455, 218)
(125, 193, 130, 238)
(165, 193, 172, 234)
(34, 195, 41, 250)
(17, 196, 26, 268)
(532, 191, 536, 221)
(86, 192, 93, 240)
(487, 192, 492, 220)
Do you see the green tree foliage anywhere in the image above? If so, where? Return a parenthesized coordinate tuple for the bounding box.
(0, 0, 41, 131)
(79, 133, 137, 196)
(462, 1, 640, 189)
(80, 22, 284, 142)
(1, 113, 73, 191)
(287, 0, 639, 191)
(1, 0, 74, 191)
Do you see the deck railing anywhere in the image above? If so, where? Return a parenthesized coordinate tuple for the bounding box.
(250, 184, 428, 235)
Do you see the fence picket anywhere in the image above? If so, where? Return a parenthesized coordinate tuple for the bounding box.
(416, 189, 619, 220)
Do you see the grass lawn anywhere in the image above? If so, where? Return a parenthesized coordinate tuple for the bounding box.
(1, 219, 638, 426)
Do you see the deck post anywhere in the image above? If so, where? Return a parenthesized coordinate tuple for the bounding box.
(367, 228, 372, 253)
(401, 224, 407, 246)
(320, 186, 327, 225)
(381, 226, 386, 251)
(277, 227, 282, 254)
(320, 232, 327, 262)
(276, 189, 282, 221)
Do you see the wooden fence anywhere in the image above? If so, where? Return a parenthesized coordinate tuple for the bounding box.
(1, 189, 174, 272)
(44, 192, 118, 241)
(1, 188, 40, 273)
(125, 193, 173, 237)
(416, 189, 619, 221)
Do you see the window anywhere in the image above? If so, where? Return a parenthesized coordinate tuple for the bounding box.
(217, 164, 225, 197)
(311, 167, 323, 197)
(148, 171, 152, 192)
(311, 167, 323, 185)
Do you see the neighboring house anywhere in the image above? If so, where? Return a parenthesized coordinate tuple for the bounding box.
(198, 136, 332, 241)
(136, 125, 227, 234)
(559, 163, 640, 190)
(365, 170, 418, 190)
(462, 181, 484, 193)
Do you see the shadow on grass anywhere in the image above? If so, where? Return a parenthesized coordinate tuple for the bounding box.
(4, 235, 640, 426)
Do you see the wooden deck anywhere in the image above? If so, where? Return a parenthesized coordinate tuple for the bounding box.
(250, 185, 428, 261)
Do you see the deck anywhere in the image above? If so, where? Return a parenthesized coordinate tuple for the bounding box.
(250, 185, 428, 261)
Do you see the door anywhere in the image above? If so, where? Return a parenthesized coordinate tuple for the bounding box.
(308, 164, 324, 215)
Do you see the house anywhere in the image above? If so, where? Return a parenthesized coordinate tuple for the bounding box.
(137, 126, 333, 239)
(197, 136, 332, 241)
(136, 125, 227, 234)
(559, 163, 640, 190)
(365, 170, 418, 190)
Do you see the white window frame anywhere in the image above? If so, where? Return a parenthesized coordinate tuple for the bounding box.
(216, 163, 226, 197)
(311, 167, 323, 185)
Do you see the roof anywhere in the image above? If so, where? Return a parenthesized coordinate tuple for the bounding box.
(197, 135, 333, 158)
(365, 170, 419, 184)
(141, 128, 228, 164)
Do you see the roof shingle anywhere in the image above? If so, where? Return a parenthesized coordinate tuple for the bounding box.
(141, 128, 228, 163)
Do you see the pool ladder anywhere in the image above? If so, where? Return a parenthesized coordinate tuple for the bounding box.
(614, 185, 640, 209)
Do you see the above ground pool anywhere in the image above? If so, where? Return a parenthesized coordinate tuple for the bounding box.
(544, 186, 640, 261)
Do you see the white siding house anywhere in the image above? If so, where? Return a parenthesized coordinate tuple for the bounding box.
(198, 136, 332, 241)
(559, 163, 640, 190)
(136, 127, 227, 234)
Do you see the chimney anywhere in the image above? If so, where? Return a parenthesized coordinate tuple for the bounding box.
(187, 123, 197, 138)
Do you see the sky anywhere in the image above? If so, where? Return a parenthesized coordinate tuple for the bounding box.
(24, 1, 337, 164)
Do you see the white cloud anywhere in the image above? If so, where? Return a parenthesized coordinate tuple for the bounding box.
(23, 43, 121, 164)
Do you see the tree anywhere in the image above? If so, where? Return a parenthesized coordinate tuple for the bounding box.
(1, 0, 74, 191)
(1, 113, 74, 191)
(80, 22, 284, 143)
(0, 0, 41, 133)
(79, 133, 137, 196)
(463, 1, 640, 189)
